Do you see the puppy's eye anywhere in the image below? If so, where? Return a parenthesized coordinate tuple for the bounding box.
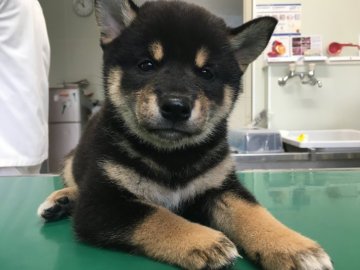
(197, 67, 214, 80)
(138, 60, 155, 72)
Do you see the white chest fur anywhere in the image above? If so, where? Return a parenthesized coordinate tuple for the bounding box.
(101, 155, 234, 210)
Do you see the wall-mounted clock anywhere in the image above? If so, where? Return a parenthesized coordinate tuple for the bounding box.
(72, 0, 94, 17)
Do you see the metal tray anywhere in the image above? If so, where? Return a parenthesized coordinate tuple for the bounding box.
(280, 129, 360, 148)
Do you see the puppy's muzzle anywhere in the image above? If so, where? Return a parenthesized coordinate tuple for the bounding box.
(160, 97, 191, 122)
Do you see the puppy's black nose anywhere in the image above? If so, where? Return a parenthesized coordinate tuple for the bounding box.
(160, 98, 191, 122)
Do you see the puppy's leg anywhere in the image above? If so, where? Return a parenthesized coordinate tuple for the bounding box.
(37, 186, 78, 221)
(74, 196, 239, 270)
(37, 155, 78, 221)
(211, 182, 333, 270)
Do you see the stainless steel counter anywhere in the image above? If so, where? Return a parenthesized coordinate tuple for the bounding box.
(232, 150, 360, 170)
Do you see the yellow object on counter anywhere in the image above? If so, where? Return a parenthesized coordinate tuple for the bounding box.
(297, 133, 308, 142)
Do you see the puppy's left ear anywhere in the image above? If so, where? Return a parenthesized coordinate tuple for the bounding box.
(95, 0, 139, 45)
(229, 17, 277, 71)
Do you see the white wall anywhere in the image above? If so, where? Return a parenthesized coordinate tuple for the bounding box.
(136, 0, 243, 26)
(252, 0, 360, 130)
(268, 64, 360, 130)
(39, 0, 103, 100)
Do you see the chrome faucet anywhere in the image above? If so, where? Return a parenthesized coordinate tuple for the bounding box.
(278, 63, 301, 86)
(301, 63, 322, 87)
(278, 63, 322, 88)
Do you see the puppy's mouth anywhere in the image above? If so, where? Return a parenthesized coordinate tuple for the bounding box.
(147, 127, 194, 140)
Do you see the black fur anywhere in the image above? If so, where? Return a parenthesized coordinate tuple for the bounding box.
(45, 1, 278, 269)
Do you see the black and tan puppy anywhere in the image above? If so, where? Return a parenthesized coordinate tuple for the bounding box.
(38, 1, 333, 269)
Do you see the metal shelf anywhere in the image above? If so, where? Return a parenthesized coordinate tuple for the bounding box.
(263, 56, 360, 68)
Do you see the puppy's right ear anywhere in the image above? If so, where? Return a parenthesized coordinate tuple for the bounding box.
(95, 0, 139, 45)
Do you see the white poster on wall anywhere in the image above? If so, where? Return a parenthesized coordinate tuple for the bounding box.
(255, 3, 302, 35)
(291, 35, 322, 56)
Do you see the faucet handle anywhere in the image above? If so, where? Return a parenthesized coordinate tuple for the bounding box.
(289, 63, 296, 72)
(308, 63, 316, 71)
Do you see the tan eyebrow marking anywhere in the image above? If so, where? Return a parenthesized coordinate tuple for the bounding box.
(149, 41, 164, 62)
(195, 47, 209, 68)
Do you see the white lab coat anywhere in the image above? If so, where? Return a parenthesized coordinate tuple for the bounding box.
(0, 0, 50, 167)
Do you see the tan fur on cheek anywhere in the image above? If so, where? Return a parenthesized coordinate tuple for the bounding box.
(195, 47, 209, 68)
(202, 85, 234, 136)
(207, 85, 234, 122)
(135, 87, 160, 124)
(189, 99, 202, 121)
(149, 41, 164, 62)
(219, 85, 234, 117)
(107, 68, 125, 111)
(107, 68, 140, 131)
(107, 67, 159, 148)
(189, 92, 209, 126)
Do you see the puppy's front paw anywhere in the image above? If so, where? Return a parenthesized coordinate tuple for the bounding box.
(212, 195, 333, 270)
(293, 246, 333, 270)
(186, 233, 239, 270)
(132, 209, 240, 270)
(258, 238, 333, 270)
(37, 196, 73, 221)
(37, 187, 77, 221)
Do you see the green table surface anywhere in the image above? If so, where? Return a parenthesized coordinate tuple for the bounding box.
(1, 169, 360, 269)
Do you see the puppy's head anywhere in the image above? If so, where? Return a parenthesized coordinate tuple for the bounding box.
(95, 0, 277, 149)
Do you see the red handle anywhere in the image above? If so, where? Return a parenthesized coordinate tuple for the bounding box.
(328, 42, 360, 55)
(338, 43, 360, 48)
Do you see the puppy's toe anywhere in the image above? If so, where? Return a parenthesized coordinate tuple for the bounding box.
(188, 234, 240, 270)
(294, 247, 333, 270)
(37, 196, 72, 222)
(259, 244, 333, 270)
